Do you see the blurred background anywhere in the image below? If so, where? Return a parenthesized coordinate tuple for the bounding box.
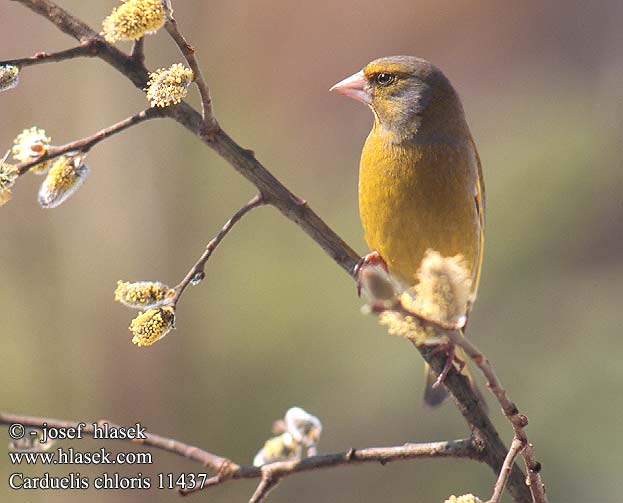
(1, 1, 622, 502)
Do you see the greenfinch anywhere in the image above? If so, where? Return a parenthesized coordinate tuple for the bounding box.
(331, 56, 485, 406)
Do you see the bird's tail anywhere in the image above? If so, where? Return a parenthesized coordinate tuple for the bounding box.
(423, 345, 486, 410)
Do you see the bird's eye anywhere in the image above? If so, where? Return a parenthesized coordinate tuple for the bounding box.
(375, 73, 395, 86)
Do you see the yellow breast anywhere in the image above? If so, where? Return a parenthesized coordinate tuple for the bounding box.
(359, 126, 482, 290)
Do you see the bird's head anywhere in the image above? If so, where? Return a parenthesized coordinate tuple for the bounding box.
(331, 56, 466, 142)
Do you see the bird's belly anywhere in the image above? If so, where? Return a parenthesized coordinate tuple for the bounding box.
(359, 140, 479, 286)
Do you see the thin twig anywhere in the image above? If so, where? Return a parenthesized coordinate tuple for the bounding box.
(131, 37, 145, 64)
(375, 296, 547, 503)
(0, 411, 479, 501)
(489, 437, 525, 503)
(442, 330, 548, 503)
(179, 438, 480, 497)
(164, 15, 217, 132)
(249, 475, 279, 503)
(15, 108, 165, 175)
(0, 40, 100, 68)
(170, 194, 266, 306)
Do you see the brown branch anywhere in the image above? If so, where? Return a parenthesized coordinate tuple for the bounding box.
(0, 412, 479, 501)
(249, 475, 279, 503)
(131, 37, 145, 64)
(0, 40, 100, 68)
(165, 111, 362, 276)
(370, 294, 546, 503)
(414, 342, 533, 503)
(440, 331, 548, 503)
(489, 437, 525, 503)
(171, 194, 266, 306)
(15, 108, 165, 175)
(164, 12, 217, 131)
(180, 438, 480, 498)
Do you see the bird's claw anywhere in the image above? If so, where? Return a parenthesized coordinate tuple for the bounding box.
(431, 343, 465, 388)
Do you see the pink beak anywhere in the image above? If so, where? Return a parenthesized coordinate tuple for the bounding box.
(329, 70, 371, 104)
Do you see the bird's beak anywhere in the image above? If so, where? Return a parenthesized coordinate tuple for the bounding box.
(329, 70, 371, 104)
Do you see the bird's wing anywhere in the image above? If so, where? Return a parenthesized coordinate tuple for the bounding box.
(471, 136, 486, 301)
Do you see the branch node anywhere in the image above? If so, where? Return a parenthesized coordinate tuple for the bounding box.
(200, 122, 222, 142)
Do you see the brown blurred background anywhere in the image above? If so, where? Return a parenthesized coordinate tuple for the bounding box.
(1, 1, 622, 502)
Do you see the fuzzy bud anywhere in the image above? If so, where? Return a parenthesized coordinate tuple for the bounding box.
(359, 265, 399, 302)
(376, 250, 471, 345)
(145, 63, 194, 107)
(443, 494, 482, 503)
(0, 161, 18, 207)
(12, 127, 52, 174)
(284, 407, 322, 447)
(130, 306, 175, 347)
(253, 432, 300, 466)
(114, 280, 173, 309)
(102, 0, 166, 43)
(38, 154, 89, 208)
(0, 65, 19, 92)
(410, 250, 471, 327)
(253, 407, 322, 466)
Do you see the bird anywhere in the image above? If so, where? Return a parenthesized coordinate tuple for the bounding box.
(330, 56, 485, 406)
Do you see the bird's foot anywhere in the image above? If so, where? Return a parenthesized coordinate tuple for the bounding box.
(354, 251, 388, 297)
(430, 343, 466, 388)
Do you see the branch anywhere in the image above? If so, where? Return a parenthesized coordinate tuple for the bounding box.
(489, 437, 525, 503)
(440, 331, 548, 503)
(0, 40, 100, 68)
(164, 12, 217, 131)
(370, 295, 545, 503)
(130, 37, 145, 64)
(14, 0, 151, 89)
(15, 108, 165, 175)
(0, 412, 479, 502)
(170, 194, 266, 306)
(167, 111, 362, 275)
(232, 439, 481, 503)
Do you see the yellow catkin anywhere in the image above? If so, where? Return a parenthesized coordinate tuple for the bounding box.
(0, 65, 19, 92)
(12, 127, 52, 174)
(145, 63, 194, 107)
(255, 433, 298, 465)
(376, 250, 471, 345)
(114, 280, 172, 309)
(102, 0, 166, 43)
(413, 250, 472, 326)
(130, 306, 175, 347)
(38, 155, 89, 208)
(443, 494, 482, 503)
(0, 162, 18, 207)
